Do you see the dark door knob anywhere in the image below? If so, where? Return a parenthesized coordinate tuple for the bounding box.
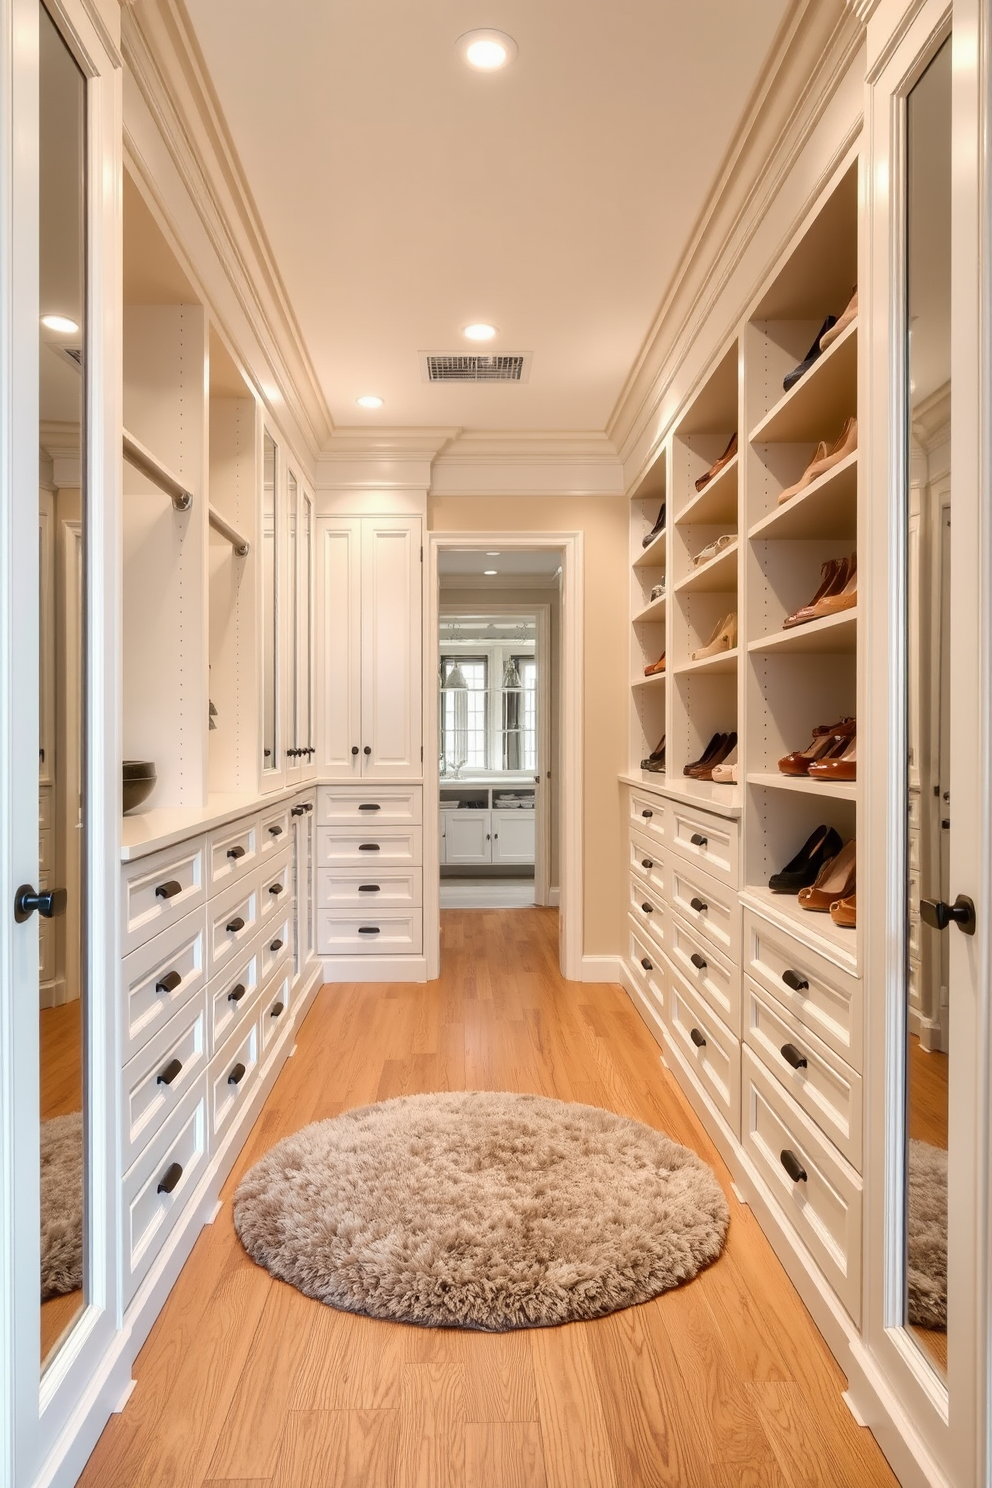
(920, 895, 977, 935)
(14, 884, 67, 923)
(364, 745, 372, 756)
(351, 746, 360, 756)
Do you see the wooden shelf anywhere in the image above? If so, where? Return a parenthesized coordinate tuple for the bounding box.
(749, 452, 858, 541)
(674, 646, 738, 677)
(632, 670, 666, 690)
(749, 321, 857, 444)
(747, 771, 856, 802)
(675, 540, 738, 596)
(633, 531, 666, 569)
(748, 609, 856, 656)
(675, 455, 739, 526)
(633, 592, 666, 624)
(741, 884, 858, 970)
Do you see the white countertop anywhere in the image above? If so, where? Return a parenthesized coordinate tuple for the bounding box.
(120, 784, 308, 863)
(618, 772, 743, 819)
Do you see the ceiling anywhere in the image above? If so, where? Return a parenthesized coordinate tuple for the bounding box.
(183, 0, 791, 436)
(439, 548, 562, 579)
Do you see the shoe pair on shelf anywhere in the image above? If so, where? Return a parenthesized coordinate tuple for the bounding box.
(642, 503, 666, 548)
(768, 825, 856, 925)
(691, 532, 735, 569)
(643, 652, 666, 677)
(691, 612, 737, 661)
(694, 433, 738, 493)
(649, 580, 666, 601)
(641, 735, 665, 772)
(684, 731, 737, 781)
(783, 554, 856, 629)
(779, 717, 857, 781)
(781, 288, 858, 392)
(778, 417, 858, 505)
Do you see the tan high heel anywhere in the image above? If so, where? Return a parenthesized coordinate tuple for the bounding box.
(808, 733, 856, 781)
(778, 417, 858, 505)
(691, 612, 737, 661)
(783, 555, 855, 628)
(820, 288, 858, 351)
(798, 839, 856, 912)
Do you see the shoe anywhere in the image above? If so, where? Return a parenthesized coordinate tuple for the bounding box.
(691, 612, 737, 661)
(691, 533, 735, 568)
(782, 555, 851, 629)
(690, 732, 737, 781)
(778, 718, 855, 776)
(777, 417, 858, 505)
(644, 734, 665, 762)
(799, 838, 856, 911)
(643, 652, 666, 676)
(641, 756, 666, 774)
(820, 288, 857, 351)
(650, 581, 666, 601)
(683, 732, 727, 777)
(785, 553, 857, 627)
(808, 732, 856, 781)
(783, 316, 837, 392)
(830, 892, 856, 928)
(768, 824, 843, 893)
(711, 751, 739, 784)
(694, 433, 738, 493)
(642, 503, 666, 547)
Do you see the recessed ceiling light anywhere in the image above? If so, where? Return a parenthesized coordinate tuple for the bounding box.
(484, 569, 497, 576)
(486, 551, 500, 556)
(457, 29, 517, 71)
(41, 314, 78, 334)
(356, 394, 383, 409)
(464, 323, 497, 341)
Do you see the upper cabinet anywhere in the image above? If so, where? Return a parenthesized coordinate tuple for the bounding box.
(317, 515, 423, 780)
(285, 467, 316, 783)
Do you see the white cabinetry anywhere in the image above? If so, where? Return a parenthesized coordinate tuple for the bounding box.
(316, 516, 422, 780)
(442, 811, 491, 864)
(492, 810, 536, 864)
(438, 788, 536, 867)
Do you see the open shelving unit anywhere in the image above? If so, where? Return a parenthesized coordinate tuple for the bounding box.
(629, 450, 668, 769)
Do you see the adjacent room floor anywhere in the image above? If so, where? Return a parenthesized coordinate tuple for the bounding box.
(78, 910, 898, 1488)
(438, 878, 536, 909)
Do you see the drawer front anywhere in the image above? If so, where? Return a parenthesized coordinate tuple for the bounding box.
(670, 804, 738, 887)
(122, 840, 206, 957)
(628, 872, 667, 953)
(669, 857, 740, 963)
(669, 911, 740, 1035)
(121, 993, 207, 1171)
(316, 826, 422, 868)
(123, 1079, 208, 1307)
(258, 803, 292, 857)
(259, 851, 293, 922)
(666, 964, 741, 1138)
(628, 830, 666, 899)
(744, 980, 862, 1168)
(629, 790, 666, 846)
(207, 818, 259, 893)
(38, 827, 52, 872)
(317, 786, 423, 827)
(742, 1048, 862, 1322)
(317, 909, 423, 957)
(210, 1019, 261, 1145)
(208, 943, 262, 1055)
(260, 915, 293, 983)
(317, 867, 423, 910)
(208, 875, 260, 978)
(260, 966, 293, 1055)
(743, 909, 862, 1072)
(626, 917, 666, 1030)
(121, 907, 208, 1065)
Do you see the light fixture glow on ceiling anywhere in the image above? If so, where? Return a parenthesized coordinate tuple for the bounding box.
(464, 323, 497, 341)
(457, 29, 518, 71)
(41, 314, 78, 334)
(356, 394, 383, 409)
(484, 569, 497, 576)
(486, 551, 500, 556)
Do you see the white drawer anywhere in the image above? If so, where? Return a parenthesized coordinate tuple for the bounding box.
(208, 942, 262, 1055)
(259, 850, 292, 922)
(742, 1048, 862, 1322)
(210, 1019, 261, 1145)
(317, 909, 423, 957)
(317, 785, 423, 827)
(628, 872, 667, 954)
(260, 915, 293, 983)
(207, 874, 260, 978)
(39, 789, 52, 829)
(121, 839, 206, 957)
(258, 802, 292, 856)
(669, 803, 738, 887)
(668, 911, 740, 1035)
(669, 857, 740, 963)
(628, 830, 665, 900)
(316, 826, 422, 868)
(743, 980, 862, 1169)
(666, 964, 741, 1138)
(629, 789, 666, 846)
(626, 918, 666, 1037)
(121, 992, 207, 1171)
(38, 827, 52, 872)
(260, 965, 293, 1056)
(122, 1078, 208, 1308)
(207, 817, 259, 892)
(317, 867, 423, 910)
(743, 908, 862, 1072)
(121, 907, 208, 1065)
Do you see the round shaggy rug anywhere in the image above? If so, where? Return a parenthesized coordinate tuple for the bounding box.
(907, 1138, 947, 1333)
(41, 1112, 83, 1300)
(234, 1091, 729, 1330)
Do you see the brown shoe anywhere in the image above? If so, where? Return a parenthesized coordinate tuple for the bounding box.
(691, 732, 738, 781)
(819, 288, 858, 351)
(798, 839, 856, 912)
(829, 893, 856, 928)
(808, 733, 856, 781)
(694, 433, 738, 493)
(643, 652, 666, 676)
(783, 554, 856, 629)
(778, 718, 855, 775)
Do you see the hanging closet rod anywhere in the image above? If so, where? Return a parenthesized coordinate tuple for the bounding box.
(208, 506, 250, 557)
(122, 429, 193, 512)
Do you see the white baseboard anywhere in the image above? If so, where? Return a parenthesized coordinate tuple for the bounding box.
(548, 885, 560, 906)
(580, 954, 621, 983)
(320, 954, 427, 983)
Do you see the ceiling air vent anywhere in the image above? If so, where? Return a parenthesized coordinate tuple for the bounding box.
(419, 352, 531, 384)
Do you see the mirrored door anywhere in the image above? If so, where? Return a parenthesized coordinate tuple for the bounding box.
(262, 431, 279, 778)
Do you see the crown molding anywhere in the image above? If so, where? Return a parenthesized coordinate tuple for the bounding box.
(430, 429, 624, 498)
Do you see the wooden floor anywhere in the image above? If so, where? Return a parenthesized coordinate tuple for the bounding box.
(78, 909, 899, 1488)
(907, 1033, 950, 1374)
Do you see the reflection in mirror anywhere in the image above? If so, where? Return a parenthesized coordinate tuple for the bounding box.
(37, 0, 87, 1367)
(262, 433, 277, 771)
(438, 615, 538, 777)
(288, 472, 298, 755)
(905, 34, 951, 1377)
(304, 492, 313, 753)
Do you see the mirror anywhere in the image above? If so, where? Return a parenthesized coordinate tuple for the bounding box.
(37, 0, 87, 1367)
(288, 472, 298, 757)
(262, 432, 278, 772)
(303, 491, 313, 756)
(904, 33, 951, 1376)
(439, 615, 538, 778)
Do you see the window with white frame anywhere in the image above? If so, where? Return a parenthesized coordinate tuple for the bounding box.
(440, 616, 539, 776)
(440, 656, 488, 769)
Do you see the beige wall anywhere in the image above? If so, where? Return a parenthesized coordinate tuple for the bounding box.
(428, 495, 628, 959)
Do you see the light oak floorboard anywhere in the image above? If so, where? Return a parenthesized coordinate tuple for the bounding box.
(271, 1409, 399, 1488)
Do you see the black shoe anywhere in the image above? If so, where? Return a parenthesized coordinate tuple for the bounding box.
(768, 824, 843, 893)
(641, 755, 665, 773)
(683, 731, 727, 777)
(783, 317, 837, 393)
(642, 503, 666, 547)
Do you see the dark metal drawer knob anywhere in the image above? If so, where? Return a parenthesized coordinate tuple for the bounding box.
(690, 952, 707, 970)
(782, 969, 809, 993)
(689, 1027, 707, 1049)
(156, 970, 182, 995)
(689, 897, 707, 914)
(359, 843, 380, 852)
(641, 901, 653, 914)
(641, 809, 653, 819)
(270, 1001, 285, 1018)
(780, 1043, 808, 1070)
(227, 845, 246, 860)
(155, 880, 182, 900)
(640, 957, 653, 971)
(228, 1063, 246, 1086)
(291, 804, 306, 817)
(358, 884, 380, 893)
(268, 882, 284, 895)
(641, 858, 653, 871)
(780, 1149, 808, 1183)
(157, 1162, 183, 1195)
(359, 804, 381, 812)
(268, 824, 284, 837)
(358, 926, 381, 935)
(690, 833, 708, 848)
(226, 916, 246, 933)
(228, 983, 247, 1003)
(157, 1058, 183, 1086)
(269, 938, 284, 953)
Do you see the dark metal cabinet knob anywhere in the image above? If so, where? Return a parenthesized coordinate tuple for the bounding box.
(228, 983, 247, 1003)
(228, 1063, 246, 1086)
(689, 1027, 707, 1049)
(291, 804, 306, 817)
(157, 1058, 183, 1086)
(641, 809, 653, 819)
(780, 1043, 808, 1070)
(780, 1149, 808, 1183)
(690, 952, 707, 971)
(920, 895, 977, 935)
(641, 858, 653, 870)
(268, 824, 284, 837)
(226, 916, 246, 933)
(359, 804, 381, 813)
(358, 926, 381, 935)
(363, 745, 372, 756)
(689, 896, 707, 914)
(268, 882, 284, 895)
(359, 843, 380, 852)
(358, 884, 380, 893)
(14, 884, 67, 923)
(156, 970, 182, 995)
(641, 901, 653, 914)
(351, 746, 360, 756)
(269, 938, 284, 952)
(640, 956, 653, 971)
(227, 845, 246, 860)
(270, 1001, 285, 1018)
(782, 969, 809, 993)
(157, 1162, 183, 1195)
(155, 880, 182, 900)
(690, 833, 708, 848)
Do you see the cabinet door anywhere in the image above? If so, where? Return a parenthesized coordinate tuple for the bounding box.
(316, 518, 362, 777)
(491, 810, 536, 865)
(443, 812, 491, 864)
(360, 517, 422, 779)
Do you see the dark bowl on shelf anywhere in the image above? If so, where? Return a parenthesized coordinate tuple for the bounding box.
(122, 760, 157, 814)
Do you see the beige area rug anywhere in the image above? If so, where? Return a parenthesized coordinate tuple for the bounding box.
(41, 1112, 83, 1300)
(234, 1091, 730, 1330)
(908, 1138, 947, 1332)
